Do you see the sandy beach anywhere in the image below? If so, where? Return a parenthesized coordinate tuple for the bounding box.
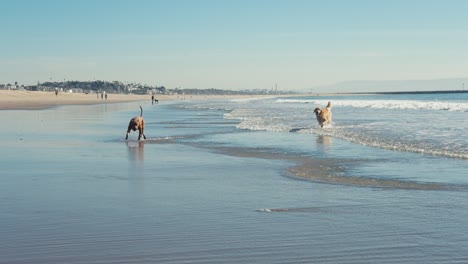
(0, 90, 149, 110)
(0, 90, 286, 110)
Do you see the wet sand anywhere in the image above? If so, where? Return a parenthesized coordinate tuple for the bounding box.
(2, 97, 468, 263)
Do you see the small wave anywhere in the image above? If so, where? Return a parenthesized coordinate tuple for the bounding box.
(222, 99, 468, 159)
(276, 99, 315, 104)
(152, 136, 189, 142)
(277, 99, 468, 112)
(312, 129, 468, 160)
(257, 207, 325, 213)
(122, 136, 182, 144)
(225, 110, 468, 159)
(230, 97, 270, 103)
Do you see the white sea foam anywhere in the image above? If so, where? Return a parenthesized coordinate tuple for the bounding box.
(182, 93, 468, 159)
(276, 99, 468, 112)
(230, 97, 270, 103)
(313, 128, 468, 159)
(222, 96, 468, 159)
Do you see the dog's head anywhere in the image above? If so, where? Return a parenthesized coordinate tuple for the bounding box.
(313, 107, 322, 116)
(128, 119, 138, 131)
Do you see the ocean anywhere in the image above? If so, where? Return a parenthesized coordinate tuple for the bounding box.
(1, 92, 468, 263)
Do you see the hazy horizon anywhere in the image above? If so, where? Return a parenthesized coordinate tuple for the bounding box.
(2, 0, 468, 92)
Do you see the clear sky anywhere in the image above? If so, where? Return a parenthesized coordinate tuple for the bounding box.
(2, 0, 468, 91)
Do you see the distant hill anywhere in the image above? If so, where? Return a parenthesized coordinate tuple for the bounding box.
(15, 80, 294, 95)
(312, 78, 468, 93)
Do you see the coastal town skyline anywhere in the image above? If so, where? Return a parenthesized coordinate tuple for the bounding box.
(2, 0, 468, 92)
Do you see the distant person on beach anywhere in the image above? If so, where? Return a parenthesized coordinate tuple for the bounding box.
(105, 94, 107, 100)
(55, 88, 58, 96)
(151, 95, 158, 104)
(101, 93, 104, 100)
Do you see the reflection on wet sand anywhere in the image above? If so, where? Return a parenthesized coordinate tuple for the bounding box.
(126, 141, 145, 163)
(193, 142, 463, 191)
(317, 135, 333, 147)
(289, 160, 463, 191)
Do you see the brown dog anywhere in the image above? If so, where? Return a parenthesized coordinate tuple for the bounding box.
(125, 106, 147, 140)
(313, 101, 332, 128)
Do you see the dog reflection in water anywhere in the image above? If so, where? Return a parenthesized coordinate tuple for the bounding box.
(126, 141, 145, 163)
(317, 135, 333, 146)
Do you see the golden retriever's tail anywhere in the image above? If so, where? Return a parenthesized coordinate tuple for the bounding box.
(139, 106, 143, 117)
(326, 102, 331, 108)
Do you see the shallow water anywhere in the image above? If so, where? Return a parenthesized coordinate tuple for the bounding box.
(1, 99, 468, 263)
(224, 93, 468, 159)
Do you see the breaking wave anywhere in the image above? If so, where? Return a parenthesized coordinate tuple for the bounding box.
(183, 94, 468, 160)
(276, 99, 468, 112)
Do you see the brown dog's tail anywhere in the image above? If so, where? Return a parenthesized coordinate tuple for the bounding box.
(139, 106, 143, 117)
(326, 101, 331, 108)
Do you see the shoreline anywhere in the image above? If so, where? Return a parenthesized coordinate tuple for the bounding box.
(335, 89, 468, 95)
(0, 90, 290, 110)
(2, 88, 465, 110)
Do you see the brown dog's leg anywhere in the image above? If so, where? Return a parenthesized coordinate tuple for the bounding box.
(140, 119, 146, 140)
(126, 128, 131, 140)
(138, 129, 147, 140)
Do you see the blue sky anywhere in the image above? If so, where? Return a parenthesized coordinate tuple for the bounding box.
(1, 0, 468, 91)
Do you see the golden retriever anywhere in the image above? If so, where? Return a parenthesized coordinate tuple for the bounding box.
(313, 101, 332, 128)
(125, 106, 147, 140)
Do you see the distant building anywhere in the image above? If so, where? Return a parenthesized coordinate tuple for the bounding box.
(125, 84, 138, 92)
(6, 84, 18, 90)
